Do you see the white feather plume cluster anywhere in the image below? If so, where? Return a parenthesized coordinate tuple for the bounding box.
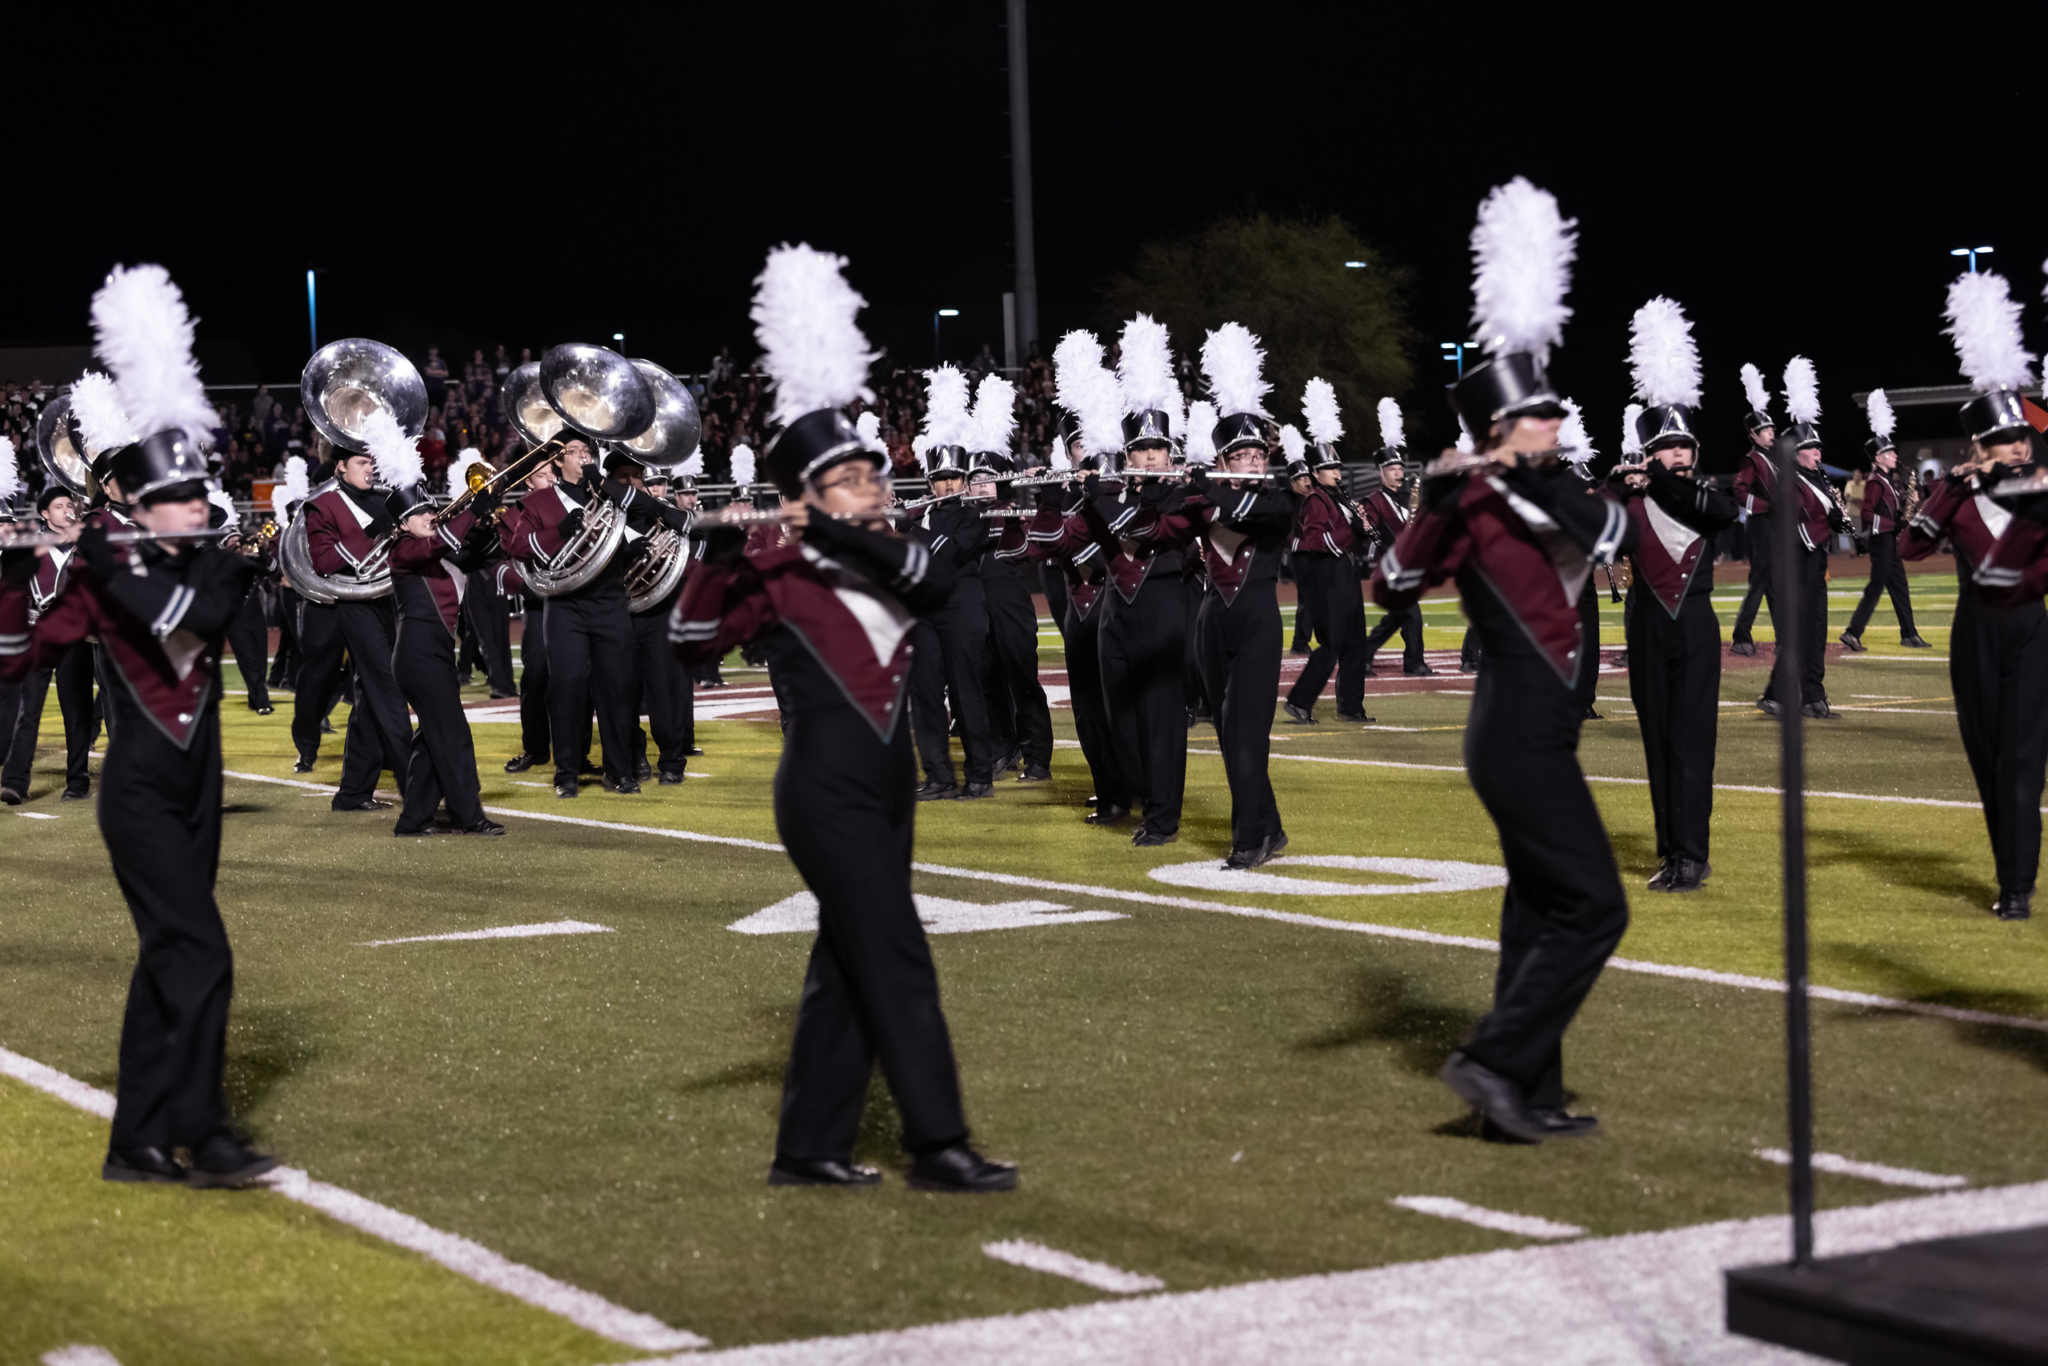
(729, 444, 756, 488)
(854, 411, 884, 456)
(1782, 357, 1821, 425)
(207, 486, 238, 521)
(360, 407, 424, 490)
(1557, 398, 1594, 464)
(1200, 323, 1270, 418)
(1866, 388, 1895, 440)
(1047, 436, 1071, 472)
(914, 366, 974, 455)
(1621, 403, 1645, 457)
(1739, 363, 1772, 418)
(1184, 400, 1218, 465)
(1074, 365, 1126, 460)
(270, 482, 293, 524)
(1053, 330, 1105, 414)
(90, 265, 218, 446)
(1628, 297, 1701, 407)
(445, 447, 486, 499)
(70, 371, 137, 454)
(1455, 418, 1475, 455)
(1117, 314, 1180, 422)
(676, 447, 705, 479)
(1469, 177, 1576, 363)
(283, 454, 310, 503)
(1302, 378, 1343, 448)
(1943, 271, 2035, 392)
(749, 244, 876, 426)
(971, 374, 1019, 455)
(1377, 396, 1405, 451)
(0, 437, 19, 502)
(1278, 424, 1306, 463)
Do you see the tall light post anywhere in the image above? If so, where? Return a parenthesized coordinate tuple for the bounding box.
(1344, 260, 1369, 270)
(1950, 245, 1994, 273)
(613, 331, 626, 353)
(306, 268, 319, 355)
(1439, 341, 1479, 378)
(1005, 0, 1038, 361)
(934, 309, 959, 364)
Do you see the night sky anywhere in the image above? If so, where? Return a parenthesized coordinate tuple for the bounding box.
(9, 2, 2040, 468)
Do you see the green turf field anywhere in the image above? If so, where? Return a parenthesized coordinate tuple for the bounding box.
(3, 555, 2043, 1363)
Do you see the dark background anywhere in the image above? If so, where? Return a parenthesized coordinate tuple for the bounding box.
(7, 2, 2038, 468)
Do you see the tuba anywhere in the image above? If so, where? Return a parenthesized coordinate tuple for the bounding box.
(35, 395, 97, 500)
(280, 339, 429, 603)
(619, 359, 702, 612)
(508, 344, 654, 598)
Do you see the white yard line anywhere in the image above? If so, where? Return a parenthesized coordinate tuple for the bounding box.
(0, 1045, 706, 1352)
(362, 920, 613, 947)
(981, 1240, 1164, 1294)
(1389, 1196, 1584, 1240)
(1753, 1147, 1968, 1190)
(41, 1349, 123, 1366)
(17, 811, 59, 819)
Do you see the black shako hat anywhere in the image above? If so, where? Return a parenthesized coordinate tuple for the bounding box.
(1449, 351, 1567, 438)
(1634, 404, 1700, 454)
(1959, 388, 2032, 446)
(1211, 411, 1269, 458)
(384, 482, 437, 523)
(1120, 409, 1177, 454)
(764, 408, 877, 499)
(108, 429, 212, 504)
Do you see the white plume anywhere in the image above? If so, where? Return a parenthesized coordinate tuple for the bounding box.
(749, 243, 876, 426)
(970, 374, 1018, 455)
(1783, 356, 1821, 425)
(1621, 403, 1645, 457)
(1302, 377, 1344, 447)
(1455, 417, 1475, 455)
(270, 481, 293, 524)
(1943, 271, 2035, 392)
(90, 264, 218, 446)
(1074, 364, 1126, 460)
(1627, 297, 1701, 407)
(1866, 388, 1896, 440)
(1278, 424, 1306, 463)
(1117, 314, 1179, 419)
(1740, 363, 1772, 418)
(1199, 323, 1271, 418)
(360, 407, 424, 489)
(1047, 436, 1071, 472)
(676, 447, 705, 479)
(283, 454, 310, 504)
(445, 446, 486, 499)
(1184, 400, 1218, 465)
(1469, 177, 1576, 363)
(1052, 330, 1105, 414)
(207, 486, 237, 521)
(0, 437, 18, 501)
(70, 371, 137, 454)
(913, 365, 974, 455)
(1377, 396, 1405, 451)
(1558, 398, 1595, 464)
(729, 444, 756, 488)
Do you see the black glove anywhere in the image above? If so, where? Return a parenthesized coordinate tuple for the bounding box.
(1138, 479, 1174, 508)
(1187, 468, 1215, 498)
(77, 520, 119, 582)
(693, 521, 747, 564)
(1422, 470, 1467, 514)
(558, 507, 586, 540)
(2, 546, 38, 585)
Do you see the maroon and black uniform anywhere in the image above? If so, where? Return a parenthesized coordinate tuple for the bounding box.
(1621, 467, 1738, 870)
(221, 527, 274, 713)
(1374, 462, 1635, 1109)
(1028, 491, 1127, 812)
(906, 501, 994, 790)
(1900, 474, 2048, 899)
(1845, 472, 1920, 642)
(1359, 485, 1425, 673)
(389, 511, 496, 832)
(630, 498, 698, 782)
(1758, 465, 1848, 712)
(494, 558, 564, 766)
(983, 507, 1054, 776)
(670, 514, 972, 1165)
(1, 545, 95, 798)
(1730, 443, 1779, 647)
(0, 525, 259, 1153)
(1286, 483, 1369, 715)
(1189, 473, 1296, 855)
(304, 481, 416, 807)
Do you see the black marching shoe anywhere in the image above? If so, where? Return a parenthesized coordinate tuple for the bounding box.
(915, 779, 960, 802)
(333, 798, 392, 812)
(635, 759, 654, 782)
(1838, 631, 1866, 653)
(1729, 639, 1757, 657)
(685, 746, 705, 757)
(1902, 635, 1933, 649)
(1667, 857, 1710, 893)
(1647, 859, 1675, 893)
(1224, 831, 1289, 871)
(1017, 763, 1052, 783)
(956, 782, 996, 800)
(1756, 697, 1782, 717)
(62, 783, 91, 802)
(907, 1144, 1017, 1193)
(768, 1156, 882, 1188)
(186, 1133, 280, 1189)
(251, 703, 275, 715)
(460, 818, 507, 836)
(555, 779, 580, 799)
(1336, 708, 1376, 724)
(658, 770, 686, 785)
(1484, 1109, 1601, 1143)
(0, 786, 21, 806)
(1405, 662, 1436, 677)
(1084, 804, 1130, 826)
(1440, 1052, 1551, 1145)
(1801, 701, 1840, 720)
(993, 747, 1023, 776)
(293, 755, 316, 774)
(1995, 890, 2033, 921)
(103, 1144, 186, 1184)
(600, 773, 642, 795)
(1131, 828, 1176, 847)
(504, 753, 538, 773)
(1459, 659, 1480, 674)
(393, 824, 439, 838)
(1283, 701, 1317, 725)
(1584, 703, 1604, 721)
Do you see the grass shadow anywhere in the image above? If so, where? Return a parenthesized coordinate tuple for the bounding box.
(223, 1003, 324, 1120)
(1822, 942, 2048, 1076)
(672, 1058, 785, 1095)
(1292, 964, 1481, 1079)
(1607, 827, 1661, 880)
(1806, 827, 1995, 907)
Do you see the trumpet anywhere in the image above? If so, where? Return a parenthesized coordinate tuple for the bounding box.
(238, 521, 281, 557)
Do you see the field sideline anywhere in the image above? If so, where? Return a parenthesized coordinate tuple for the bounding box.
(4, 553, 2044, 1365)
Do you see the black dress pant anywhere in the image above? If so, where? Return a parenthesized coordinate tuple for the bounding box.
(1066, 600, 1128, 811)
(291, 599, 349, 763)
(1039, 564, 1069, 637)
(1364, 603, 1426, 671)
(1846, 531, 1919, 641)
(983, 569, 1053, 770)
(910, 578, 994, 786)
(1287, 553, 1366, 714)
(774, 708, 968, 1162)
(102, 697, 234, 1150)
(1950, 591, 2048, 896)
(1289, 570, 1314, 653)
(544, 587, 640, 786)
(465, 571, 518, 696)
(1761, 545, 1829, 708)
(269, 586, 301, 687)
(225, 586, 271, 710)
(517, 599, 552, 762)
(1627, 590, 1721, 864)
(1731, 512, 1776, 644)
(1197, 587, 1284, 852)
(391, 614, 485, 832)
(1, 641, 96, 794)
(632, 605, 693, 778)
(1460, 646, 1629, 1107)
(1099, 573, 1188, 837)
(333, 598, 415, 808)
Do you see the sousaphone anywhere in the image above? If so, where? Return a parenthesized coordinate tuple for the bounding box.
(512, 344, 655, 598)
(619, 359, 701, 612)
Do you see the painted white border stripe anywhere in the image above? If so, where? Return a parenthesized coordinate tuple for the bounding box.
(0, 1044, 706, 1351)
(981, 1240, 1164, 1293)
(18, 811, 60, 819)
(1390, 1196, 1584, 1240)
(216, 770, 2048, 1034)
(363, 919, 613, 947)
(1753, 1147, 1968, 1190)
(41, 1348, 123, 1366)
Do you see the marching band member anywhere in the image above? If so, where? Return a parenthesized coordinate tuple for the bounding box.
(0, 265, 276, 1187)
(1373, 180, 1633, 1143)
(214, 488, 274, 716)
(1360, 399, 1429, 677)
(1840, 390, 1930, 651)
(968, 374, 1054, 783)
(496, 549, 560, 775)
(1755, 358, 1849, 720)
(1617, 298, 1737, 893)
(672, 244, 1012, 1191)
(1284, 393, 1372, 726)
(0, 480, 95, 805)
(907, 367, 996, 800)
(446, 450, 519, 698)
(1728, 364, 1779, 657)
(1190, 325, 1296, 868)
(1899, 271, 2048, 921)
(608, 448, 697, 784)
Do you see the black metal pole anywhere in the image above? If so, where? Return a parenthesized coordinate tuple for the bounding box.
(1774, 431, 1815, 1267)
(1004, 0, 1039, 358)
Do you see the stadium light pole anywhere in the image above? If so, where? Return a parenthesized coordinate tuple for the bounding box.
(934, 309, 959, 364)
(1344, 260, 1369, 269)
(1005, 0, 1039, 362)
(306, 268, 319, 355)
(613, 331, 626, 352)
(1950, 245, 1993, 273)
